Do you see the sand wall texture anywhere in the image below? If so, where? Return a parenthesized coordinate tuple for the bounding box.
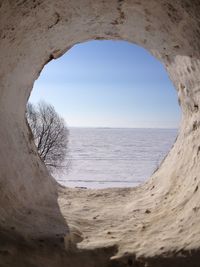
(0, 0, 200, 266)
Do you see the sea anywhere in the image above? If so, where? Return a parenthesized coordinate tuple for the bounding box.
(55, 127, 178, 189)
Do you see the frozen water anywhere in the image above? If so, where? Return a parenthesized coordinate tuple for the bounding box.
(56, 128, 178, 188)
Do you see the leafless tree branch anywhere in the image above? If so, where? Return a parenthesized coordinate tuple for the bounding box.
(26, 101, 69, 174)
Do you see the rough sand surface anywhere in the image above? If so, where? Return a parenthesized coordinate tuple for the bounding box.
(1, 0, 200, 266)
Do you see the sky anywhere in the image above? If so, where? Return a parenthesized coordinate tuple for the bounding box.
(30, 40, 181, 128)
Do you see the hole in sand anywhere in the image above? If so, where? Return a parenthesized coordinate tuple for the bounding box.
(28, 40, 180, 189)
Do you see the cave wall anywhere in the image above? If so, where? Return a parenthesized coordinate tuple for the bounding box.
(0, 0, 200, 266)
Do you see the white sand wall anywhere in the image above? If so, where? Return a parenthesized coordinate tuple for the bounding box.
(0, 1, 200, 266)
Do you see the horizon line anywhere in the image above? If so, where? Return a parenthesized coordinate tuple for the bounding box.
(68, 126, 179, 130)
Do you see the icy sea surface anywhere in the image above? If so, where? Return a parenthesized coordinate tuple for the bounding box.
(56, 128, 178, 189)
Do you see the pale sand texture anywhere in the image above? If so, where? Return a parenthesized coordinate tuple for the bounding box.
(1, 0, 200, 266)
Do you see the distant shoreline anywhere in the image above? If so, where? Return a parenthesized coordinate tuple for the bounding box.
(68, 126, 178, 130)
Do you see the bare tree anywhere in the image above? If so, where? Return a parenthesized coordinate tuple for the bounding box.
(26, 101, 69, 173)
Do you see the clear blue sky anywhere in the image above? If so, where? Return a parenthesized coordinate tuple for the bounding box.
(30, 40, 181, 128)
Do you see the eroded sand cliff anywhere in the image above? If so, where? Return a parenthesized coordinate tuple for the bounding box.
(0, 0, 200, 266)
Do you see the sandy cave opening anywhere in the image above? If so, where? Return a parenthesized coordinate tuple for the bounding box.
(29, 40, 180, 189)
(2, 1, 200, 265)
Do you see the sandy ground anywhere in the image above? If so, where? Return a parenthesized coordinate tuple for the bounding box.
(58, 182, 173, 259)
